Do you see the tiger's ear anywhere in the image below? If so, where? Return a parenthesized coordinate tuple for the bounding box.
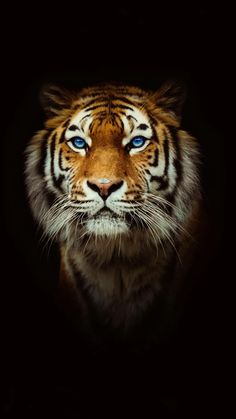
(39, 84, 74, 117)
(153, 81, 186, 120)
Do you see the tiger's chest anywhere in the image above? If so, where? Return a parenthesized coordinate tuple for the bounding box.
(59, 242, 178, 332)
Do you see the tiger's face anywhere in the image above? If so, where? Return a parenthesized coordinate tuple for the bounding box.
(26, 82, 199, 245)
(60, 102, 165, 236)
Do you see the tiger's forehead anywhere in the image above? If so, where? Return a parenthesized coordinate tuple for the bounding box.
(65, 104, 153, 141)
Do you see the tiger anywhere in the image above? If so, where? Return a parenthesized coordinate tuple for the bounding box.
(25, 81, 204, 343)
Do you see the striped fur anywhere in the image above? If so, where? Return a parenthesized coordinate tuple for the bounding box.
(25, 82, 202, 334)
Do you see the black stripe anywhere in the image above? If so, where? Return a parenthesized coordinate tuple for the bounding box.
(153, 127, 182, 215)
(59, 127, 67, 143)
(80, 114, 91, 121)
(111, 104, 134, 111)
(126, 114, 134, 132)
(89, 121, 93, 132)
(165, 126, 183, 211)
(95, 111, 107, 119)
(50, 133, 56, 182)
(84, 103, 107, 112)
(127, 114, 138, 122)
(137, 123, 148, 130)
(149, 148, 159, 167)
(173, 157, 182, 182)
(149, 115, 159, 127)
(58, 149, 70, 171)
(50, 133, 64, 192)
(37, 138, 48, 177)
(116, 110, 126, 115)
(118, 117, 124, 131)
(69, 124, 79, 131)
(108, 113, 124, 130)
(149, 173, 169, 191)
(145, 141, 169, 190)
(163, 138, 170, 176)
(54, 174, 65, 192)
(148, 139, 169, 190)
(156, 178, 169, 190)
(168, 126, 182, 184)
(62, 119, 70, 128)
(151, 129, 159, 144)
(150, 175, 164, 183)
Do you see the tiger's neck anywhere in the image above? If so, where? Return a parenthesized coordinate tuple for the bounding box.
(58, 232, 179, 328)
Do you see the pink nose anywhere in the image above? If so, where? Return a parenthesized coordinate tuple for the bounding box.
(87, 178, 123, 199)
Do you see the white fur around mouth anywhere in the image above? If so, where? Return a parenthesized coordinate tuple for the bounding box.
(85, 213, 129, 236)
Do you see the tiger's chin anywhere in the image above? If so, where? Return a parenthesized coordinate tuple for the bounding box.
(85, 211, 130, 236)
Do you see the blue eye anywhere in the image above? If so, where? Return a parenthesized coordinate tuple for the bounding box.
(70, 137, 87, 149)
(130, 136, 146, 148)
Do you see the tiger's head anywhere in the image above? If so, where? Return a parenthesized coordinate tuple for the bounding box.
(25, 82, 200, 249)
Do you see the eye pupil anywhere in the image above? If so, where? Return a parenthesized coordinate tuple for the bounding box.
(130, 136, 146, 148)
(71, 137, 86, 149)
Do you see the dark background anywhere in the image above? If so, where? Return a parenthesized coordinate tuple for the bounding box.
(2, 4, 226, 417)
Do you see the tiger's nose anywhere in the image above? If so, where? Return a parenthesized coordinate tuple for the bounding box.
(87, 178, 123, 199)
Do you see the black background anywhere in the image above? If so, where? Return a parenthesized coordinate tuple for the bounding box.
(2, 4, 226, 417)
